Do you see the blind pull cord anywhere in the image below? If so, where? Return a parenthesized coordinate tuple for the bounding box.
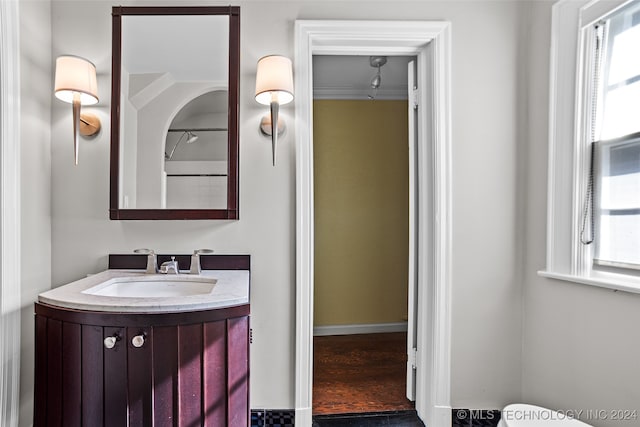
(580, 22, 605, 245)
(580, 141, 596, 244)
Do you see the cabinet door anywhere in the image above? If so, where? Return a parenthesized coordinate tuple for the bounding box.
(178, 323, 203, 426)
(82, 325, 105, 427)
(153, 326, 179, 426)
(127, 327, 153, 426)
(204, 320, 227, 425)
(227, 316, 249, 426)
(35, 318, 109, 427)
(35, 311, 250, 427)
(104, 327, 127, 426)
(34, 316, 84, 427)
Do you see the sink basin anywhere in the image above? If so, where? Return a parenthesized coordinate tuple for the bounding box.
(82, 276, 217, 298)
(38, 269, 248, 312)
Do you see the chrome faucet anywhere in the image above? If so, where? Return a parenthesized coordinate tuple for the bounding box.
(134, 248, 157, 274)
(190, 249, 214, 274)
(160, 256, 180, 274)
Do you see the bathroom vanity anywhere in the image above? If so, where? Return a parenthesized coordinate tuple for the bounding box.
(34, 254, 250, 427)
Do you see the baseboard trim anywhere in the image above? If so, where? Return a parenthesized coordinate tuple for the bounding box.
(294, 407, 311, 426)
(313, 322, 408, 336)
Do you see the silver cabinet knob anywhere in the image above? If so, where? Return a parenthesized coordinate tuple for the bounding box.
(131, 334, 145, 348)
(104, 336, 117, 349)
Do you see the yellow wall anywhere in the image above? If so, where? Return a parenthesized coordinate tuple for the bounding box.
(313, 100, 409, 326)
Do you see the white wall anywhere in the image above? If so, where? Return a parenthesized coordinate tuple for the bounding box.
(447, 1, 527, 408)
(44, 0, 531, 418)
(19, 0, 52, 424)
(522, 2, 640, 426)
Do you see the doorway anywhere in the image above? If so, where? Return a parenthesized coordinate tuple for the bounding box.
(311, 55, 414, 415)
(0, 2, 22, 426)
(294, 20, 453, 427)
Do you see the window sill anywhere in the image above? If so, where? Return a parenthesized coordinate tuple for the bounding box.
(538, 270, 640, 294)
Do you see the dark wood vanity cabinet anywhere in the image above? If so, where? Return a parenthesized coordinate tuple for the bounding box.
(34, 303, 250, 427)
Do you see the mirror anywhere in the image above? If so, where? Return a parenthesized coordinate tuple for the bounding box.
(110, 6, 239, 220)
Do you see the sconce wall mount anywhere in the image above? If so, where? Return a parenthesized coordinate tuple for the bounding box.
(259, 115, 285, 138)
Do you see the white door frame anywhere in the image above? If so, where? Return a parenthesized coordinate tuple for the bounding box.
(0, 1, 22, 426)
(294, 20, 452, 427)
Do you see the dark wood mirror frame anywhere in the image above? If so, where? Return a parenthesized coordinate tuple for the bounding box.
(110, 6, 240, 220)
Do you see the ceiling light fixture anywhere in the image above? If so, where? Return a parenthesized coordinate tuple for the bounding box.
(367, 56, 387, 100)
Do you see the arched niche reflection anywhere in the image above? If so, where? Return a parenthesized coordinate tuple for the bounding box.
(164, 90, 228, 209)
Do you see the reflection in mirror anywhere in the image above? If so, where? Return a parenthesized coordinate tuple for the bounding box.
(110, 7, 239, 220)
(164, 91, 228, 209)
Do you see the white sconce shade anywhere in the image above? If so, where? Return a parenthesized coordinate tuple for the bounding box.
(54, 55, 99, 105)
(54, 55, 100, 165)
(255, 55, 294, 166)
(255, 55, 294, 105)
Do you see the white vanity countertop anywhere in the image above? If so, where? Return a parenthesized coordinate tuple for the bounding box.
(38, 269, 250, 313)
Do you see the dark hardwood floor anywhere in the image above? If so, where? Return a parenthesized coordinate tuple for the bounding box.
(313, 332, 415, 416)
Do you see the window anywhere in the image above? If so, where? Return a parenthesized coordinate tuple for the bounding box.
(595, 137, 640, 270)
(598, 2, 640, 141)
(542, 0, 640, 293)
(591, 2, 640, 272)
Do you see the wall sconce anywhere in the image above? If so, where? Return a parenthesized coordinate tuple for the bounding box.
(255, 55, 294, 166)
(54, 55, 100, 165)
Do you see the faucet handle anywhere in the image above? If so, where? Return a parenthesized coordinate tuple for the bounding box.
(190, 249, 214, 275)
(133, 248, 157, 274)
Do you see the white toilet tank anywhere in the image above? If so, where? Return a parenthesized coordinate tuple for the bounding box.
(498, 404, 593, 427)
